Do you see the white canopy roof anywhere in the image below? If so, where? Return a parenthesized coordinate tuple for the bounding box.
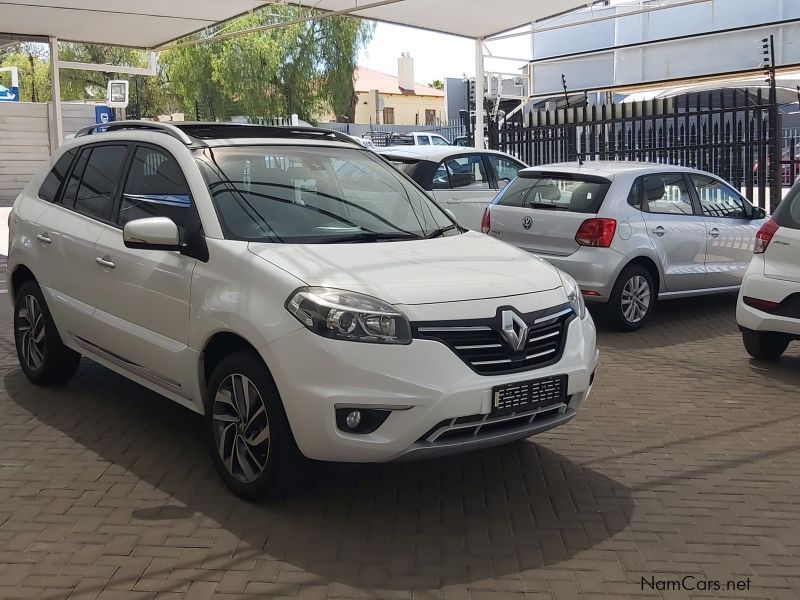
(1, 0, 586, 48)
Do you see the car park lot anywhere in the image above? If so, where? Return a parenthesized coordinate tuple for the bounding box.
(1, 252, 799, 600)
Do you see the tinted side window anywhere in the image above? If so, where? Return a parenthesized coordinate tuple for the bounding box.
(417, 136, 430, 146)
(773, 182, 800, 230)
(120, 147, 192, 231)
(432, 136, 449, 146)
(643, 173, 694, 215)
(487, 155, 522, 185)
(627, 177, 643, 209)
(431, 162, 451, 190)
(39, 150, 77, 202)
(691, 174, 748, 219)
(445, 155, 489, 190)
(74, 145, 128, 220)
(61, 148, 90, 208)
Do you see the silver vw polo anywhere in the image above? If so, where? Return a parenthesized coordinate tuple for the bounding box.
(482, 161, 767, 331)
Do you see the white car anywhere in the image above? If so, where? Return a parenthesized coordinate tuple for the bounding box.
(377, 146, 526, 230)
(737, 184, 800, 359)
(8, 122, 598, 498)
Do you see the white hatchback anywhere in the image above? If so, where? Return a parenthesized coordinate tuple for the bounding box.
(8, 122, 598, 498)
(737, 183, 800, 359)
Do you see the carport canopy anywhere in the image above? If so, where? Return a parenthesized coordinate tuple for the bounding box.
(2, 0, 586, 47)
(2, 0, 588, 147)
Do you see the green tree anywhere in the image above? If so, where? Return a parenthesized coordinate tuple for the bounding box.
(0, 46, 51, 102)
(161, 5, 373, 123)
(429, 79, 444, 90)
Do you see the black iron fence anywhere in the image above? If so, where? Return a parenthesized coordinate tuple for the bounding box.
(489, 90, 784, 211)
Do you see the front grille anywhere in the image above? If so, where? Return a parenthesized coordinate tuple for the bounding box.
(413, 304, 574, 375)
(419, 400, 568, 443)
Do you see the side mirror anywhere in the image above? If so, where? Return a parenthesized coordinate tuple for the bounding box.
(123, 217, 180, 251)
(752, 206, 767, 220)
(497, 179, 510, 190)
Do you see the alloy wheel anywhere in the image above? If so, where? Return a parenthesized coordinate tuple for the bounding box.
(212, 374, 271, 484)
(620, 275, 651, 324)
(17, 294, 46, 371)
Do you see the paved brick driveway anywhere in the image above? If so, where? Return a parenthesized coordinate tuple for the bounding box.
(1, 253, 799, 599)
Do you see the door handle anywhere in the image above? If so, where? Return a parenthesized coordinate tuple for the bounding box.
(95, 256, 116, 269)
(651, 226, 666, 237)
(708, 228, 720, 238)
(36, 233, 52, 245)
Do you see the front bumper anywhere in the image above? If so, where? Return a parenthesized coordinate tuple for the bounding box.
(533, 247, 627, 302)
(260, 308, 598, 463)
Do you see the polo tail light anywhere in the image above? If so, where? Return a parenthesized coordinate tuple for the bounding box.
(754, 217, 779, 254)
(480, 207, 491, 234)
(575, 218, 617, 248)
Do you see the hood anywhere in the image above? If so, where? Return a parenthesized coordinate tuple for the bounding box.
(248, 231, 564, 305)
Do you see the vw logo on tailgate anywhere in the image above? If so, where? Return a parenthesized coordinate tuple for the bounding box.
(521, 216, 533, 230)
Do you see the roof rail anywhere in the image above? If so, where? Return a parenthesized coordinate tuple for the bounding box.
(73, 121, 194, 145)
(172, 123, 360, 146)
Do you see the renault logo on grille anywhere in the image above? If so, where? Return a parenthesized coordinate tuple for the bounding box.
(500, 310, 529, 352)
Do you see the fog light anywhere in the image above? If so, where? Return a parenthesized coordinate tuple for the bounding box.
(335, 407, 391, 434)
(345, 410, 362, 430)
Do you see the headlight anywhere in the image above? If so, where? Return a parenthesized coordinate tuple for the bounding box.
(558, 272, 586, 319)
(286, 287, 412, 344)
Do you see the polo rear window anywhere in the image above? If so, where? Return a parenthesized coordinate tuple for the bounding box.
(495, 172, 611, 213)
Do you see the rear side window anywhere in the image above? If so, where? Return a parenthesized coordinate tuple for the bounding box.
(774, 183, 800, 230)
(38, 149, 76, 202)
(119, 146, 192, 231)
(642, 173, 693, 215)
(496, 173, 610, 213)
(74, 145, 128, 220)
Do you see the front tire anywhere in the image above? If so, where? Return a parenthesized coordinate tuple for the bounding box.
(604, 265, 655, 332)
(13, 280, 81, 385)
(742, 329, 790, 360)
(205, 351, 298, 500)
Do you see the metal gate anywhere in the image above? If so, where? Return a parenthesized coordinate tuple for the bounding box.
(489, 90, 783, 211)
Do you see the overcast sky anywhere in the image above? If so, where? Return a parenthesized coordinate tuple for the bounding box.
(358, 22, 531, 85)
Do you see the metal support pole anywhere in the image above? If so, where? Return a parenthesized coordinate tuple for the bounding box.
(474, 37, 485, 149)
(48, 36, 63, 150)
(768, 34, 781, 212)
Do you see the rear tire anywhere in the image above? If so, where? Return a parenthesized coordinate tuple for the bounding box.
(205, 351, 300, 500)
(604, 265, 655, 332)
(742, 329, 790, 360)
(13, 280, 81, 385)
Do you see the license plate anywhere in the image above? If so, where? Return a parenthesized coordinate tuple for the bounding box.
(492, 375, 567, 415)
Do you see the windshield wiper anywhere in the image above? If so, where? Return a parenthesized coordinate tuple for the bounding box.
(425, 224, 461, 238)
(318, 231, 423, 244)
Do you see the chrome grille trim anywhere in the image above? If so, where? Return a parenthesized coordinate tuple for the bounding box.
(412, 304, 574, 376)
(533, 307, 573, 325)
(417, 325, 492, 333)
(423, 402, 568, 443)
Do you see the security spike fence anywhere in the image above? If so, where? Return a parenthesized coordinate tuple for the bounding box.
(488, 89, 786, 211)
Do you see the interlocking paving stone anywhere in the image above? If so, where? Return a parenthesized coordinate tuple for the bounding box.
(1, 258, 799, 600)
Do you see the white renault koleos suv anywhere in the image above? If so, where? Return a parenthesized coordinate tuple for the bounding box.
(8, 122, 598, 498)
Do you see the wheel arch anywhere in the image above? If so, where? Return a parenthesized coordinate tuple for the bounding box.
(10, 265, 37, 303)
(623, 255, 662, 297)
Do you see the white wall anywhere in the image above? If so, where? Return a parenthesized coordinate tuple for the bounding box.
(0, 102, 95, 203)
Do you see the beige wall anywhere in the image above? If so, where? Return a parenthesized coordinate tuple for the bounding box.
(354, 92, 444, 126)
(0, 102, 95, 203)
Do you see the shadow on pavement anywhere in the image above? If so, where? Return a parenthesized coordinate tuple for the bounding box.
(5, 364, 634, 591)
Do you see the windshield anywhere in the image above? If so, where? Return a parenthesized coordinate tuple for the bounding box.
(195, 145, 456, 243)
(496, 172, 611, 213)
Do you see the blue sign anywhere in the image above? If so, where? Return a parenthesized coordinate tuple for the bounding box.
(0, 84, 18, 102)
(95, 105, 114, 125)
